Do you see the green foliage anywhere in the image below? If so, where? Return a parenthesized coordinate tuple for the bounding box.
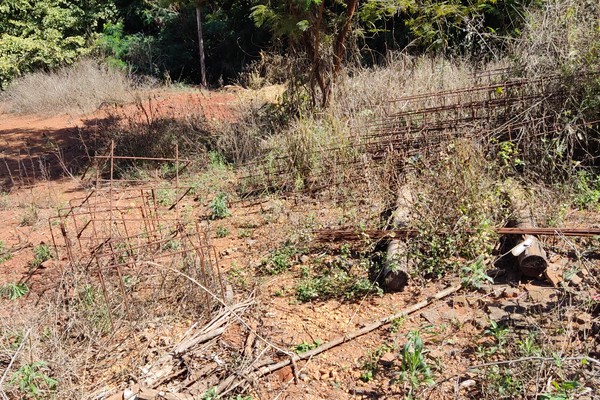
(360, 344, 393, 382)
(0, 240, 13, 264)
(292, 339, 321, 354)
(216, 226, 230, 238)
(1, 282, 29, 300)
(539, 380, 581, 400)
(295, 248, 382, 302)
(572, 170, 600, 210)
(258, 243, 297, 275)
(30, 244, 52, 269)
(209, 192, 231, 219)
(485, 320, 509, 343)
(484, 366, 524, 397)
(200, 387, 217, 400)
(10, 361, 58, 399)
(0, 0, 117, 88)
(396, 330, 435, 392)
(460, 256, 494, 289)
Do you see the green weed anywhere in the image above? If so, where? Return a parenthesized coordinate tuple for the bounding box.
(1, 282, 29, 300)
(0, 240, 13, 264)
(460, 256, 493, 289)
(216, 226, 230, 238)
(294, 251, 382, 302)
(209, 192, 231, 219)
(30, 244, 52, 269)
(396, 330, 435, 393)
(10, 361, 58, 399)
(292, 339, 321, 354)
(257, 243, 298, 275)
(360, 344, 393, 382)
(573, 170, 600, 210)
(19, 204, 39, 226)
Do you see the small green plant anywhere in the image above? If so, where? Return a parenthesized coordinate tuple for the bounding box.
(516, 332, 541, 356)
(208, 151, 227, 169)
(573, 170, 600, 210)
(484, 320, 510, 353)
(201, 387, 218, 400)
(238, 228, 252, 238)
(539, 380, 581, 400)
(0, 240, 13, 264)
(258, 243, 298, 275)
(1, 282, 29, 300)
(30, 244, 52, 268)
(161, 239, 180, 251)
(157, 188, 175, 206)
(389, 316, 406, 334)
(10, 361, 58, 399)
(209, 192, 231, 219)
(460, 256, 493, 289)
(496, 140, 524, 168)
(396, 330, 435, 393)
(292, 339, 321, 354)
(216, 226, 230, 238)
(360, 344, 393, 382)
(19, 204, 39, 226)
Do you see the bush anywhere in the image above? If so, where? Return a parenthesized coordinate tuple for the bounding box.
(1, 59, 131, 114)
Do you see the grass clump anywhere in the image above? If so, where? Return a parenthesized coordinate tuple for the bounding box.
(30, 244, 52, 269)
(2, 59, 131, 115)
(9, 360, 58, 399)
(0, 240, 13, 264)
(1, 282, 29, 300)
(257, 243, 298, 275)
(209, 193, 231, 220)
(295, 247, 382, 302)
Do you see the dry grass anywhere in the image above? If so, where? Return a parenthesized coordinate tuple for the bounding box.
(1, 59, 133, 115)
(512, 0, 600, 75)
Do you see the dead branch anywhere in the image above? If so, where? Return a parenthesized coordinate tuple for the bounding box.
(254, 284, 461, 378)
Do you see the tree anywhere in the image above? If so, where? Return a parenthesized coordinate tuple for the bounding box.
(0, 0, 116, 89)
(251, 0, 360, 107)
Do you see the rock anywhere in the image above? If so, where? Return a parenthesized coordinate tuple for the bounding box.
(486, 305, 509, 322)
(502, 287, 520, 298)
(300, 255, 310, 264)
(575, 312, 592, 325)
(544, 267, 563, 287)
(526, 284, 556, 306)
(569, 274, 583, 287)
(452, 295, 469, 307)
(421, 310, 442, 324)
(379, 352, 396, 367)
(459, 379, 476, 389)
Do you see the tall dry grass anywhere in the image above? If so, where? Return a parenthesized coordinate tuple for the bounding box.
(1, 59, 132, 115)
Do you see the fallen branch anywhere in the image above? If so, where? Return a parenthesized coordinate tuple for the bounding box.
(254, 284, 461, 377)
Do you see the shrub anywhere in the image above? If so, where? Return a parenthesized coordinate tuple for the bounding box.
(1, 59, 132, 114)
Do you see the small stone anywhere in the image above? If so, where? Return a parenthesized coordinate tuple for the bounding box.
(320, 373, 329, 381)
(421, 310, 442, 324)
(487, 305, 509, 322)
(544, 267, 563, 287)
(502, 287, 520, 298)
(452, 295, 469, 307)
(459, 379, 476, 389)
(300, 373, 309, 381)
(569, 274, 583, 286)
(300, 255, 310, 264)
(379, 352, 396, 367)
(575, 312, 592, 325)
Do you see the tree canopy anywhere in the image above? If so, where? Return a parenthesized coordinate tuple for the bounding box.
(1, 0, 538, 91)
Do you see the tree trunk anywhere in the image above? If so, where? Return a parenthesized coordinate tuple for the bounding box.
(196, 5, 207, 87)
